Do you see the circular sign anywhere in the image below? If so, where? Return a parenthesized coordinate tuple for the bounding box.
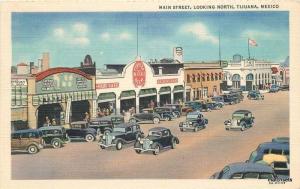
(132, 60, 146, 88)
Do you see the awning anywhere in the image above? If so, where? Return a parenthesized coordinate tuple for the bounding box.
(139, 88, 157, 97)
(98, 92, 116, 103)
(159, 87, 171, 95)
(174, 85, 184, 93)
(120, 90, 136, 100)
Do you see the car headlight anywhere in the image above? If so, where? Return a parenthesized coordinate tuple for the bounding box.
(102, 135, 106, 139)
(112, 136, 115, 139)
(189, 122, 192, 124)
(140, 140, 144, 144)
(150, 141, 153, 144)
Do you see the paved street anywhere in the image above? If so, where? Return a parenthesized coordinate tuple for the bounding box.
(11, 91, 289, 179)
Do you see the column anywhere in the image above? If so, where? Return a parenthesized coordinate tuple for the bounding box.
(27, 96, 37, 129)
(156, 93, 160, 106)
(171, 91, 174, 104)
(65, 98, 71, 124)
(190, 88, 194, 101)
(115, 93, 121, 115)
(136, 90, 140, 113)
(91, 99, 97, 118)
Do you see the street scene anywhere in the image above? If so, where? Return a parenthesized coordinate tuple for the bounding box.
(11, 12, 290, 180)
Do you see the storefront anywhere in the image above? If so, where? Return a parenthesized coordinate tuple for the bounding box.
(96, 57, 184, 114)
(26, 68, 97, 128)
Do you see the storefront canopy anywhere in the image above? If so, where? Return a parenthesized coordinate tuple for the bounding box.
(98, 92, 116, 103)
(173, 85, 184, 93)
(139, 88, 157, 97)
(120, 90, 136, 100)
(159, 87, 171, 95)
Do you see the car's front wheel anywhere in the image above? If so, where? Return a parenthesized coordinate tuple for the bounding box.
(153, 117, 160, 124)
(153, 145, 160, 155)
(171, 138, 176, 149)
(27, 145, 38, 154)
(116, 140, 123, 150)
(240, 122, 246, 131)
(194, 126, 198, 132)
(85, 134, 95, 142)
(51, 139, 62, 148)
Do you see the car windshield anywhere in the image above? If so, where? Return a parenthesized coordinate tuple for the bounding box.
(249, 151, 258, 162)
(232, 113, 244, 119)
(148, 131, 162, 137)
(187, 114, 199, 120)
(113, 127, 126, 133)
(271, 85, 277, 88)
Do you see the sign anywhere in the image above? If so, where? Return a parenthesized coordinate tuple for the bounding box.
(157, 78, 178, 84)
(132, 60, 146, 87)
(96, 82, 119, 89)
(11, 79, 27, 86)
(36, 72, 92, 94)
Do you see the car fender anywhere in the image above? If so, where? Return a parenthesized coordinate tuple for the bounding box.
(27, 142, 40, 150)
(174, 137, 180, 144)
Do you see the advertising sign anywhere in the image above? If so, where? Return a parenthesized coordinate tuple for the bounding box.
(132, 60, 146, 88)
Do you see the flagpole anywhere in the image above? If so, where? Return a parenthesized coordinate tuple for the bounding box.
(219, 31, 221, 65)
(248, 38, 250, 60)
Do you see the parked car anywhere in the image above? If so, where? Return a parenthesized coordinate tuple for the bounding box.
(181, 105, 193, 115)
(247, 90, 264, 100)
(224, 110, 254, 131)
(222, 94, 239, 105)
(179, 111, 208, 132)
(134, 127, 179, 155)
(247, 141, 289, 163)
(66, 121, 97, 142)
(88, 115, 125, 135)
(98, 123, 144, 150)
(269, 84, 280, 93)
(11, 129, 44, 154)
(155, 106, 180, 118)
(38, 126, 70, 148)
(210, 162, 276, 179)
(229, 89, 244, 101)
(279, 85, 289, 91)
(200, 103, 212, 112)
(153, 107, 176, 121)
(129, 112, 161, 124)
(207, 102, 223, 110)
(211, 96, 225, 106)
(164, 104, 182, 117)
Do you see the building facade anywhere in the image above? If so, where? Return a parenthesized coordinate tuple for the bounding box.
(271, 63, 290, 86)
(222, 55, 272, 91)
(11, 68, 97, 129)
(96, 57, 184, 114)
(183, 62, 223, 101)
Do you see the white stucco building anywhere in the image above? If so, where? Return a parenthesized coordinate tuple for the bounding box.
(96, 57, 184, 114)
(222, 55, 272, 91)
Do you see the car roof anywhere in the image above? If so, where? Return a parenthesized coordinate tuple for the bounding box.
(233, 110, 252, 114)
(225, 162, 273, 175)
(12, 129, 39, 134)
(114, 122, 137, 128)
(272, 137, 289, 143)
(149, 127, 168, 132)
(71, 121, 88, 124)
(188, 111, 202, 115)
(38, 126, 64, 130)
(258, 142, 289, 150)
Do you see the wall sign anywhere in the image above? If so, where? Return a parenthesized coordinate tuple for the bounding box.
(96, 82, 119, 89)
(157, 78, 178, 84)
(36, 72, 92, 94)
(132, 60, 146, 88)
(11, 79, 27, 86)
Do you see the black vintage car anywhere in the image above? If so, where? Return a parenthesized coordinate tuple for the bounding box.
(98, 123, 144, 150)
(129, 112, 161, 124)
(89, 115, 124, 135)
(66, 121, 97, 142)
(134, 127, 179, 155)
(229, 89, 244, 101)
(247, 90, 264, 100)
(154, 107, 177, 121)
(38, 126, 70, 148)
(222, 94, 239, 105)
(179, 111, 208, 132)
(164, 104, 182, 117)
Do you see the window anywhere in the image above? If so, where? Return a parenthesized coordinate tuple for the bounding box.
(283, 150, 289, 155)
(192, 75, 196, 82)
(243, 172, 259, 179)
(215, 74, 218, 81)
(126, 127, 132, 132)
(72, 124, 82, 129)
(187, 74, 191, 83)
(202, 76, 205, 82)
(20, 132, 30, 138)
(271, 149, 283, 155)
(263, 149, 269, 154)
(211, 74, 214, 81)
(219, 74, 222, 80)
(11, 133, 19, 139)
(197, 74, 200, 82)
(207, 75, 210, 81)
(259, 173, 274, 179)
(162, 130, 170, 137)
(231, 173, 243, 179)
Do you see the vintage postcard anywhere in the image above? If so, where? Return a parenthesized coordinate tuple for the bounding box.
(0, 0, 300, 189)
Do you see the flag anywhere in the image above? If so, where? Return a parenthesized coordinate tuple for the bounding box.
(248, 38, 258, 47)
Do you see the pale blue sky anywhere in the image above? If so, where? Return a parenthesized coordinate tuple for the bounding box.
(12, 12, 289, 68)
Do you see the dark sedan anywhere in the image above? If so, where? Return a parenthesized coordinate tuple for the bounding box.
(129, 112, 161, 124)
(66, 121, 97, 142)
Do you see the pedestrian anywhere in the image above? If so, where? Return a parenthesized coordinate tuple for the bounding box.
(84, 112, 90, 122)
(52, 118, 56, 126)
(44, 116, 51, 126)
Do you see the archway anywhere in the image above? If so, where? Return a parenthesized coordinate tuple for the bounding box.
(71, 100, 90, 122)
(37, 103, 63, 128)
(246, 73, 254, 91)
(232, 74, 241, 89)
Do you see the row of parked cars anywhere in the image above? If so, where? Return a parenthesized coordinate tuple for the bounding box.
(211, 137, 290, 179)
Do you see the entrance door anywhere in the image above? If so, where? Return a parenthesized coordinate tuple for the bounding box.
(246, 81, 253, 91)
(37, 103, 63, 128)
(160, 94, 171, 106)
(71, 100, 90, 122)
